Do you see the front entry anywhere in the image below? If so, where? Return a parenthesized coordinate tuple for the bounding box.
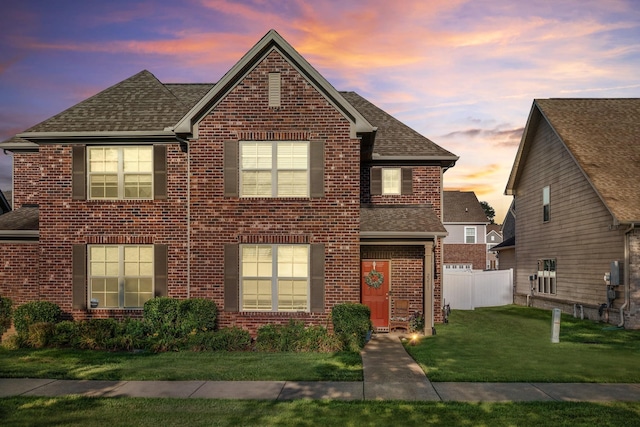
(361, 260, 390, 331)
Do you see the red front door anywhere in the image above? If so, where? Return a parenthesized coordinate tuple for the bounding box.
(361, 260, 390, 330)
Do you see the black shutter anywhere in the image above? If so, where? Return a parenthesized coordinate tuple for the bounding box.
(154, 244, 168, 297)
(310, 140, 324, 198)
(224, 141, 239, 197)
(310, 244, 325, 313)
(153, 145, 167, 200)
(72, 245, 87, 309)
(224, 244, 239, 311)
(72, 146, 86, 200)
(401, 167, 413, 195)
(370, 167, 382, 195)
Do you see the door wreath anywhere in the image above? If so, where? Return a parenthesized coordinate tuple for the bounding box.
(365, 269, 384, 289)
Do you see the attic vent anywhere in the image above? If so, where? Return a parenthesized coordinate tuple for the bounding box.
(268, 73, 281, 107)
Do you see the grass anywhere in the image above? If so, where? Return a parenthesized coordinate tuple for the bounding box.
(0, 348, 362, 381)
(406, 305, 640, 382)
(1, 397, 639, 426)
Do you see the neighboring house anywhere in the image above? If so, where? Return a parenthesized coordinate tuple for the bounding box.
(505, 98, 640, 328)
(0, 190, 10, 214)
(442, 190, 489, 271)
(491, 199, 515, 273)
(0, 30, 458, 335)
(486, 223, 502, 270)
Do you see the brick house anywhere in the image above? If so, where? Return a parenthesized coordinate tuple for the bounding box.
(442, 190, 489, 271)
(0, 30, 457, 334)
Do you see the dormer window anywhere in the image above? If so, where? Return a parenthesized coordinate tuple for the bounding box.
(268, 73, 281, 107)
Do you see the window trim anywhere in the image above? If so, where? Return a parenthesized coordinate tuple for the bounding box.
(240, 244, 310, 312)
(88, 244, 155, 309)
(464, 226, 477, 244)
(537, 258, 557, 295)
(87, 146, 154, 200)
(239, 141, 310, 198)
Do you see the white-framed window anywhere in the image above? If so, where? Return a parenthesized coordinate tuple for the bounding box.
(240, 141, 309, 197)
(89, 245, 154, 308)
(543, 186, 550, 222)
(465, 227, 477, 244)
(88, 146, 153, 199)
(240, 244, 309, 312)
(537, 259, 556, 294)
(381, 168, 401, 195)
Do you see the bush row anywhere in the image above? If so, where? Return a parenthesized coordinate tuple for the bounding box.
(2, 296, 373, 353)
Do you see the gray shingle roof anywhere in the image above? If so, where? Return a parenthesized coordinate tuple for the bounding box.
(535, 98, 640, 223)
(23, 70, 191, 133)
(165, 84, 215, 109)
(0, 207, 39, 230)
(341, 92, 457, 159)
(443, 190, 489, 223)
(361, 205, 446, 235)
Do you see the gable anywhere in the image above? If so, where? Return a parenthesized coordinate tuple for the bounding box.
(443, 190, 489, 223)
(173, 29, 374, 138)
(507, 98, 640, 223)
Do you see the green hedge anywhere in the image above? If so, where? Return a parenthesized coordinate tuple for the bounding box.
(256, 320, 342, 352)
(332, 303, 372, 352)
(13, 301, 62, 335)
(0, 296, 12, 338)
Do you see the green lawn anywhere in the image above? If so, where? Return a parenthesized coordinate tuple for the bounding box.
(406, 305, 640, 382)
(1, 397, 639, 426)
(0, 349, 362, 381)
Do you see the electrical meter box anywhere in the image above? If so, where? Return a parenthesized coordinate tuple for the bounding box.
(610, 261, 623, 286)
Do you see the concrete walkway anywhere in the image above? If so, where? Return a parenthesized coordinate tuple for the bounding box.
(2, 333, 640, 402)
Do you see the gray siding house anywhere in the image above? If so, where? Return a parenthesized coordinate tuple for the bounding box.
(505, 98, 640, 328)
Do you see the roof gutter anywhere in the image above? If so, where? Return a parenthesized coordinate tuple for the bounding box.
(360, 231, 448, 239)
(17, 131, 177, 143)
(0, 230, 39, 242)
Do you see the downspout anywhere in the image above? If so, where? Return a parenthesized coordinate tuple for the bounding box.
(177, 136, 191, 299)
(619, 223, 635, 327)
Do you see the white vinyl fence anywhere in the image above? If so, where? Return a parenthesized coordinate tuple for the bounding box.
(443, 269, 513, 310)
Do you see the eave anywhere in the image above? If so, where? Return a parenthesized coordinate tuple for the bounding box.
(17, 131, 178, 144)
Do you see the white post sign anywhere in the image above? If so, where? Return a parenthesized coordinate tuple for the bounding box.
(551, 308, 561, 343)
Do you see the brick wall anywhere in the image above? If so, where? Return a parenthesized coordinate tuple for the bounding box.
(0, 243, 39, 305)
(189, 50, 361, 333)
(11, 151, 40, 208)
(443, 243, 487, 270)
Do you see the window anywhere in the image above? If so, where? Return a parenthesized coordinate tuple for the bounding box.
(543, 186, 550, 222)
(465, 227, 477, 244)
(240, 244, 309, 311)
(88, 245, 154, 308)
(88, 146, 153, 199)
(381, 168, 401, 195)
(240, 141, 309, 197)
(537, 259, 556, 294)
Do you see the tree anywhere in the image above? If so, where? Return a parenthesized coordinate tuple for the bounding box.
(480, 201, 495, 224)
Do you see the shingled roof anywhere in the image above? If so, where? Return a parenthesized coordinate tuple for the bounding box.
(507, 98, 640, 223)
(341, 92, 458, 161)
(361, 205, 447, 238)
(443, 190, 489, 223)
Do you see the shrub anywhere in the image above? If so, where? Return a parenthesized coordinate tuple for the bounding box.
(143, 297, 179, 336)
(177, 298, 218, 335)
(52, 320, 79, 347)
(26, 322, 56, 348)
(187, 327, 252, 351)
(332, 303, 372, 352)
(409, 311, 425, 333)
(13, 301, 62, 336)
(0, 296, 12, 337)
(256, 320, 341, 352)
(75, 319, 120, 350)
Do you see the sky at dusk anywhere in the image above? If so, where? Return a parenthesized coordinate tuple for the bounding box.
(1, 0, 639, 221)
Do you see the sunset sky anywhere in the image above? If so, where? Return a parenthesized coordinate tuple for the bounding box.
(1, 0, 639, 220)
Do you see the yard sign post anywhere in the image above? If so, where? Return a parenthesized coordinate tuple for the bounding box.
(551, 308, 561, 343)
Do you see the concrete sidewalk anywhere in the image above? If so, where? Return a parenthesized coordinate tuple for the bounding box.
(2, 333, 640, 402)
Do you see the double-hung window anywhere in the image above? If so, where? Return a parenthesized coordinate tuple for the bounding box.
(240, 141, 309, 197)
(543, 186, 550, 222)
(88, 146, 153, 199)
(537, 259, 556, 294)
(381, 168, 401, 195)
(465, 227, 477, 244)
(241, 244, 309, 311)
(89, 245, 154, 308)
